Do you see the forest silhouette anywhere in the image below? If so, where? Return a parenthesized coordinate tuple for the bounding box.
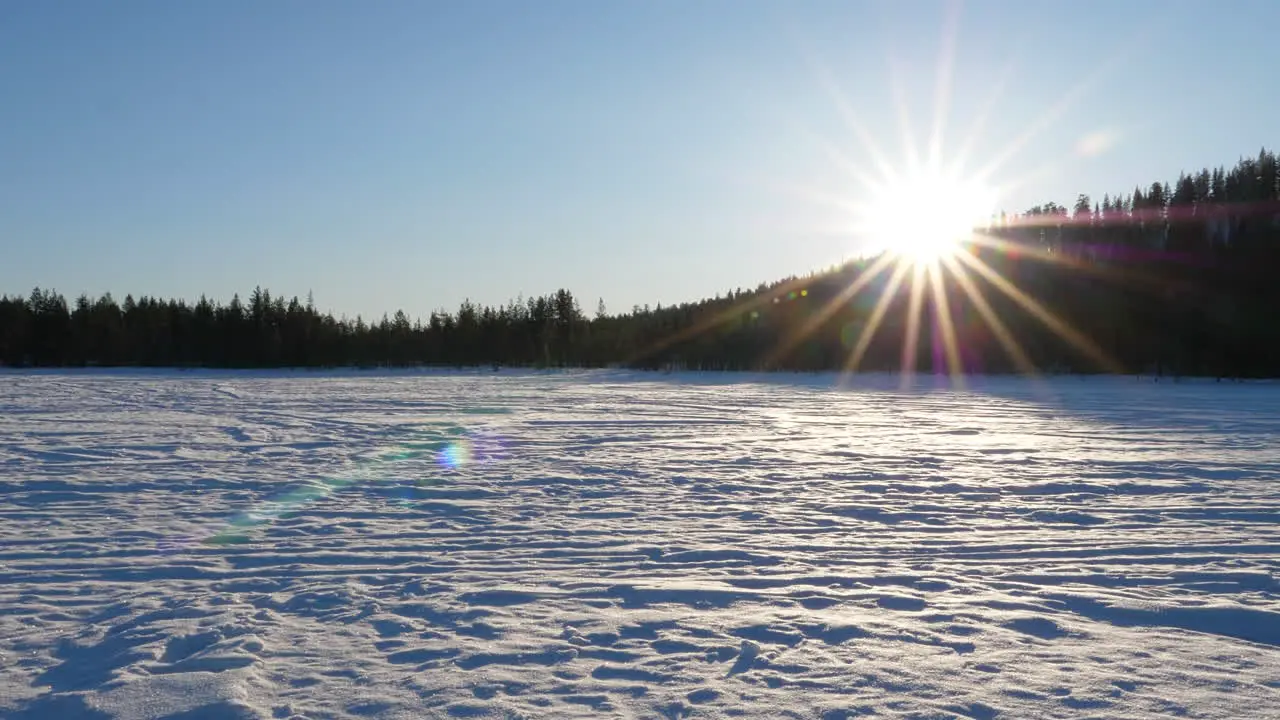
(4, 149, 1279, 378)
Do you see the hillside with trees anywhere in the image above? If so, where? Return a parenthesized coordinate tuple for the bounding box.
(3, 148, 1279, 377)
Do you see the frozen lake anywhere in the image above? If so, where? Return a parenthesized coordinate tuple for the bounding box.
(1, 371, 1278, 719)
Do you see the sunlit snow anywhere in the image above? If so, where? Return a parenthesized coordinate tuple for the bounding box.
(1, 370, 1278, 719)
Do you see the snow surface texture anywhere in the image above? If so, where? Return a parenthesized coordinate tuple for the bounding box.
(1, 371, 1279, 720)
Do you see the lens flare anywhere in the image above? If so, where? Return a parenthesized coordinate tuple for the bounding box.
(437, 440, 472, 469)
(155, 423, 509, 551)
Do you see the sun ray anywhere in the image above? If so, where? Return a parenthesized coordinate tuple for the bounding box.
(760, 179, 867, 218)
(765, 253, 897, 367)
(971, 23, 1159, 185)
(972, 79, 1096, 183)
(940, 253, 1038, 376)
(773, 15, 1168, 384)
(927, 0, 963, 168)
(804, 55, 900, 184)
(624, 273, 827, 367)
(899, 261, 928, 388)
(886, 55, 922, 171)
(967, 230, 1186, 295)
(805, 131, 890, 196)
(839, 261, 912, 384)
(950, 55, 1020, 174)
(993, 154, 1087, 201)
(952, 249, 1122, 372)
(926, 261, 966, 385)
(753, 105, 887, 198)
(968, 230, 1093, 271)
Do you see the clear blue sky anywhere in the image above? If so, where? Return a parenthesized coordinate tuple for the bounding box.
(2, 1, 1275, 320)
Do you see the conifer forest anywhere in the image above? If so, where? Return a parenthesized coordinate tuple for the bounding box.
(4, 149, 1280, 377)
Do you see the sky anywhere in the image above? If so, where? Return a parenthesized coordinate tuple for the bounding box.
(2, 1, 1277, 321)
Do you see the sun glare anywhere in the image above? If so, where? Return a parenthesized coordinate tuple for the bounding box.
(617, 0, 1147, 394)
(860, 169, 995, 264)
(644, 8, 1131, 387)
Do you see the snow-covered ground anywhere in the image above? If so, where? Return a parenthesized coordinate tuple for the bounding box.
(1, 370, 1278, 719)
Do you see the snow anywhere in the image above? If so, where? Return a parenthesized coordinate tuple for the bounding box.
(1, 370, 1278, 719)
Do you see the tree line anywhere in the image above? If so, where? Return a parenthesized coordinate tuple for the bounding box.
(3, 148, 1280, 377)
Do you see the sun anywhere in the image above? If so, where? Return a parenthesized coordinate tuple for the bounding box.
(859, 168, 996, 264)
